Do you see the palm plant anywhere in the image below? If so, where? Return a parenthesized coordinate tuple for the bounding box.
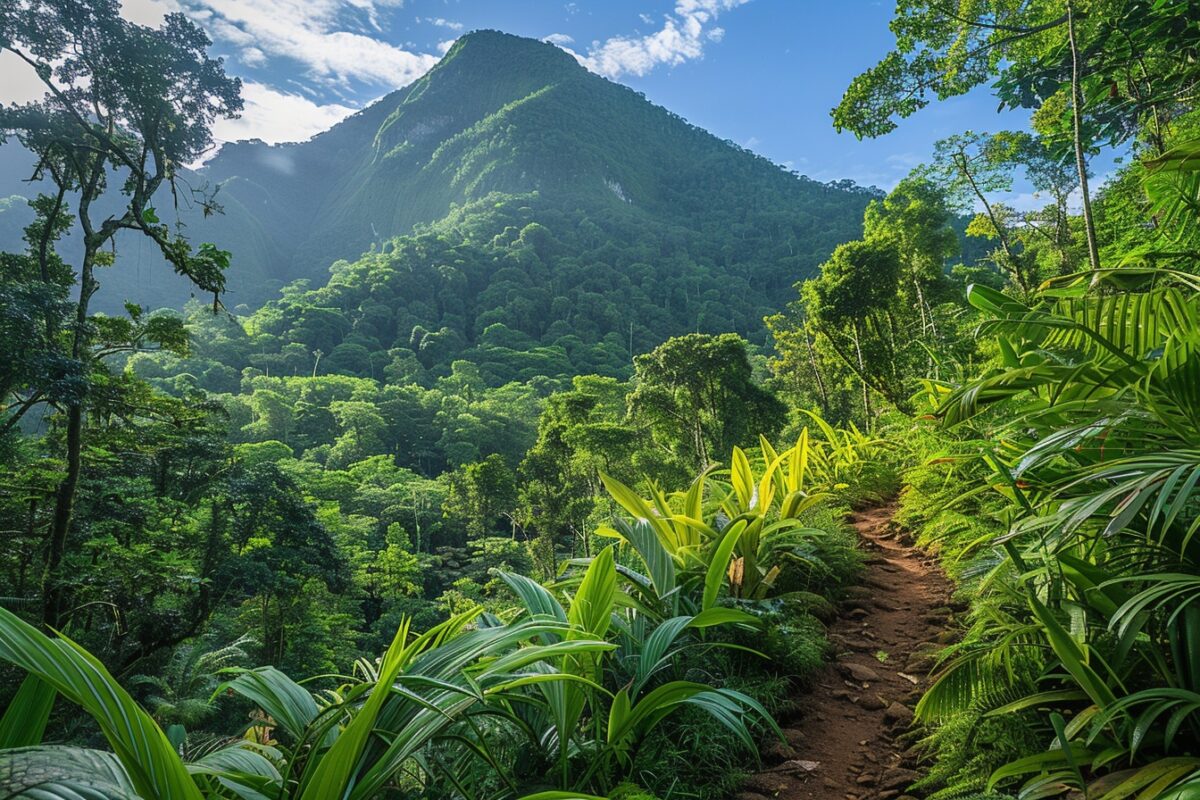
(129, 634, 254, 734)
(918, 264, 1200, 797)
(496, 546, 777, 793)
(0, 604, 616, 799)
(597, 427, 863, 608)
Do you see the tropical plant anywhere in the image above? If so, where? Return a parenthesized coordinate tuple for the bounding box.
(129, 634, 254, 734)
(0, 604, 625, 799)
(598, 424, 878, 609)
(914, 264, 1200, 798)
(496, 547, 776, 793)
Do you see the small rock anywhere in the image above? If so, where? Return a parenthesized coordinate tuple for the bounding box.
(832, 688, 854, 700)
(849, 608, 870, 619)
(734, 793, 770, 800)
(843, 638, 878, 652)
(874, 598, 903, 611)
(762, 739, 796, 762)
(742, 775, 789, 795)
(781, 759, 821, 773)
(841, 662, 882, 682)
(823, 779, 840, 789)
(781, 727, 806, 748)
(884, 702, 914, 725)
(856, 694, 888, 711)
(904, 655, 936, 674)
(856, 773, 877, 786)
(880, 767, 920, 790)
(935, 629, 959, 644)
(878, 791, 901, 800)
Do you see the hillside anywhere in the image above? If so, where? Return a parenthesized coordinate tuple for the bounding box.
(0, 30, 875, 323)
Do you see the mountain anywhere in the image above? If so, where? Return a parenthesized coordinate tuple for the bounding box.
(0, 30, 877, 366)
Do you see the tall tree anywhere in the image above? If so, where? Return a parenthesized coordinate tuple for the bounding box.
(800, 239, 910, 422)
(833, 0, 1200, 275)
(0, 0, 241, 628)
(627, 333, 786, 468)
(862, 176, 958, 340)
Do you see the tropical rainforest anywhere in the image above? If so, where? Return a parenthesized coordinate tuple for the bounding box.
(1, 1, 1199, 800)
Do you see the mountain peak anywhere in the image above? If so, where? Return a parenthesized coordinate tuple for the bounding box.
(41, 26, 873, 312)
(433, 29, 585, 82)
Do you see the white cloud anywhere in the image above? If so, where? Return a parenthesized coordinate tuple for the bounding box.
(543, 32, 575, 46)
(191, 0, 439, 88)
(210, 81, 357, 145)
(422, 17, 465, 31)
(580, 0, 749, 78)
(437, 38, 458, 54)
(241, 46, 268, 67)
(120, 0, 179, 25)
(0, 51, 47, 105)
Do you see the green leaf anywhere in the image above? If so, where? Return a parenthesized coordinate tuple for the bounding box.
(0, 608, 199, 800)
(0, 746, 140, 799)
(568, 545, 616, 639)
(1029, 596, 1118, 709)
(703, 520, 746, 611)
(218, 666, 320, 743)
(299, 618, 414, 800)
(0, 675, 56, 747)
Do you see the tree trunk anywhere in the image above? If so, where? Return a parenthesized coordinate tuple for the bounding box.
(851, 322, 873, 430)
(43, 250, 97, 630)
(1068, 0, 1101, 272)
(956, 151, 1029, 293)
(801, 316, 830, 414)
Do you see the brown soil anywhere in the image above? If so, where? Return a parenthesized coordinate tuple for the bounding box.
(738, 503, 955, 800)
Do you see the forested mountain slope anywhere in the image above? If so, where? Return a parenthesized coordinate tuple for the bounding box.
(0, 30, 876, 319)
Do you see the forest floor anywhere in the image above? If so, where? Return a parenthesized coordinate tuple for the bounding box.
(738, 503, 956, 800)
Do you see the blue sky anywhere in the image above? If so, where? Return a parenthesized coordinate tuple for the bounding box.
(0, 0, 1082, 195)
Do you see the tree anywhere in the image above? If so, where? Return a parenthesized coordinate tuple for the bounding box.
(518, 375, 639, 570)
(0, 0, 241, 628)
(833, 0, 1200, 275)
(832, 0, 1197, 148)
(862, 176, 958, 340)
(443, 454, 518, 539)
(627, 334, 785, 468)
(800, 239, 908, 421)
(224, 463, 348, 666)
(921, 132, 1036, 294)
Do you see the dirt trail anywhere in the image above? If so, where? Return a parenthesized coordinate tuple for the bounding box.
(739, 503, 955, 800)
